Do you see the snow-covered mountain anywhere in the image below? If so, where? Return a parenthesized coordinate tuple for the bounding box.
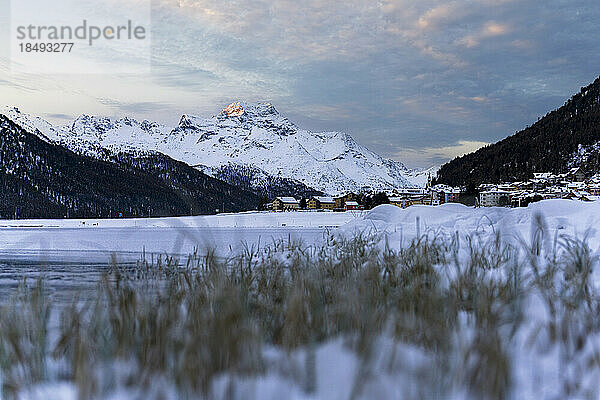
(2, 103, 435, 195)
(0, 112, 262, 218)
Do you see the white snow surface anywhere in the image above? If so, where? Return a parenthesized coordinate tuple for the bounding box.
(1, 104, 435, 195)
(0, 211, 362, 261)
(1, 199, 598, 262)
(0, 210, 360, 229)
(344, 199, 600, 249)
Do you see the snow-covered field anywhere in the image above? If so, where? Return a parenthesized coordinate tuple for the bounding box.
(345, 199, 600, 250)
(3, 200, 600, 400)
(0, 210, 363, 230)
(5, 198, 597, 255)
(0, 211, 362, 262)
(2, 200, 597, 256)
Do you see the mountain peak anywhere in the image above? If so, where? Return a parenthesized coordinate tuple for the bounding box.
(219, 101, 280, 119)
(1, 106, 21, 115)
(221, 102, 246, 118)
(0, 106, 56, 144)
(213, 101, 297, 136)
(70, 115, 114, 137)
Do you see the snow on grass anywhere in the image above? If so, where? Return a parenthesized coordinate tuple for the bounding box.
(2, 200, 600, 399)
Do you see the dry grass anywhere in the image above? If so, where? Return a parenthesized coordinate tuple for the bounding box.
(1, 220, 600, 399)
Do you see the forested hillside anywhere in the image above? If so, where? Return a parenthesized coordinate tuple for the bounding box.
(436, 76, 600, 187)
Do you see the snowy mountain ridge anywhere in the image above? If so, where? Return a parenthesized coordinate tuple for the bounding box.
(2, 103, 436, 195)
(0, 113, 262, 218)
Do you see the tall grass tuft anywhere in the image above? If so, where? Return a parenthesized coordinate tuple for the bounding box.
(0, 279, 51, 398)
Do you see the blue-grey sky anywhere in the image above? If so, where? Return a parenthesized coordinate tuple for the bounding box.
(1, 0, 599, 167)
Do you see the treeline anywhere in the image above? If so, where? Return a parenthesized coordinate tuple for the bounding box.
(435, 76, 600, 187)
(0, 115, 261, 219)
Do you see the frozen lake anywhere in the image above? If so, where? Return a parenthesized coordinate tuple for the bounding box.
(0, 225, 334, 303)
(0, 226, 332, 260)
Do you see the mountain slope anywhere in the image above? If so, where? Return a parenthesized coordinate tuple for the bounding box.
(435, 76, 600, 187)
(7, 103, 425, 195)
(197, 163, 324, 200)
(0, 114, 261, 219)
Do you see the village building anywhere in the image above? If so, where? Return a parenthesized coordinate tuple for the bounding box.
(307, 196, 336, 210)
(589, 183, 600, 196)
(441, 188, 461, 204)
(405, 196, 428, 207)
(394, 188, 427, 197)
(564, 191, 600, 202)
(271, 197, 300, 211)
(388, 197, 405, 208)
(388, 189, 441, 208)
(334, 193, 359, 209)
(567, 167, 585, 182)
(479, 190, 511, 207)
(344, 201, 362, 211)
(478, 183, 498, 192)
(431, 185, 463, 204)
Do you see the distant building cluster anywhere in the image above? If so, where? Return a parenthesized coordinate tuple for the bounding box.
(478, 168, 600, 207)
(267, 167, 600, 212)
(268, 186, 465, 212)
(270, 193, 362, 212)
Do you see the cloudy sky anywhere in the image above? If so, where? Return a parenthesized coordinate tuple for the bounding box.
(1, 0, 599, 168)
